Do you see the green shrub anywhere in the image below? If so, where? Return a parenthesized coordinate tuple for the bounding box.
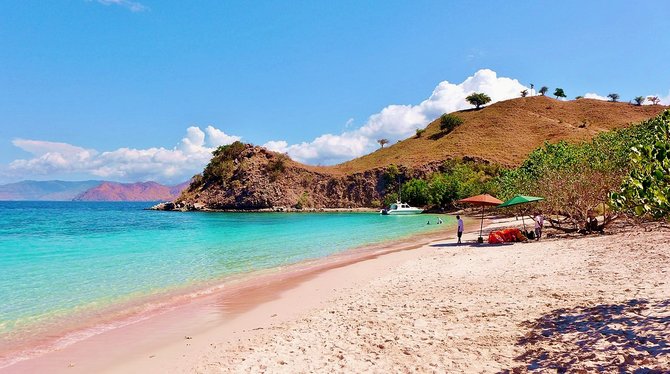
(401, 179, 431, 206)
(295, 192, 312, 209)
(202, 141, 247, 184)
(383, 192, 399, 207)
(266, 154, 288, 182)
(439, 114, 463, 133)
(611, 110, 670, 219)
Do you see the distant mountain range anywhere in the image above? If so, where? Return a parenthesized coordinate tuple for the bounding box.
(0, 180, 103, 201)
(73, 181, 190, 201)
(0, 180, 189, 201)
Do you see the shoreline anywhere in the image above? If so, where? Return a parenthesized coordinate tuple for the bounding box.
(5, 216, 668, 372)
(1, 214, 473, 373)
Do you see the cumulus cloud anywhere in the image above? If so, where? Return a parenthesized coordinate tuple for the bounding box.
(264, 69, 527, 165)
(9, 126, 240, 183)
(584, 93, 609, 101)
(92, 0, 148, 12)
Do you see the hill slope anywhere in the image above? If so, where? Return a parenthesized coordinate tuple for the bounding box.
(74, 181, 189, 201)
(334, 96, 666, 173)
(164, 97, 667, 210)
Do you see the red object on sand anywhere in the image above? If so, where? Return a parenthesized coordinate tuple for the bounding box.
(488, 228, 527, 244)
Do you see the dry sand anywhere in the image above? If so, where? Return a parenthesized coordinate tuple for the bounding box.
(186, 220, 670, 373)
(6, 217, 670, 373)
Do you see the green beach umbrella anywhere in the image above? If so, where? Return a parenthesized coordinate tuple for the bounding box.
(498, 195, 545, 208)
(498, 195, 545, 232)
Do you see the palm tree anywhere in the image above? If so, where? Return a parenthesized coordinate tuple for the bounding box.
(633, 96, 645, 106)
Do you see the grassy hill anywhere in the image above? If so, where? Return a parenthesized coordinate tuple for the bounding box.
(332, 96, 666, 173)
(168, 96, 667, 211)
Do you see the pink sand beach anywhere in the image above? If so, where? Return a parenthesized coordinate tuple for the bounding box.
(3, 217, 669, 373)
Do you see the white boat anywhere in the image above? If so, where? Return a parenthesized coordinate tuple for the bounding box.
(380, 200, 423, 215)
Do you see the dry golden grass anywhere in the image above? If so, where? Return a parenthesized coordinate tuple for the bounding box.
(330, 96, 666, 173)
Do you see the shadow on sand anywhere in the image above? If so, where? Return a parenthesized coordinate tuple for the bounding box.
(501, 299, 670, 373)
(430, 242, 515, 248)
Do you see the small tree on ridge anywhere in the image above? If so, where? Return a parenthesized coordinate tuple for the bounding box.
(377, 139, 389, 148)
(634, 96, 645, 106)
(607, 93, 620, 102)
(539, 86, 549, 96)
(554, 88, 566, 99)
(465, 92, 491, 109)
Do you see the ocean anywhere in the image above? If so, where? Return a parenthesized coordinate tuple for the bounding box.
(0, 201, 452, 361)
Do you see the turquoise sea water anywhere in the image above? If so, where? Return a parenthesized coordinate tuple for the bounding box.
(0, 201, 452, 340)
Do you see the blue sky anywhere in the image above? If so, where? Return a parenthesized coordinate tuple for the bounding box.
(1, 1, 669, 183)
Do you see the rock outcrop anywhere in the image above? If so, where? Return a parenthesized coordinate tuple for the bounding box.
(157, 145, 442, 211)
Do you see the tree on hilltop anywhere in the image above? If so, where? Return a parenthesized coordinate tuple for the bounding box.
(648, 96, 661, 105)
(634, 96, 645, 106)
(377, 138, 389, 148)
(520, 89, 528, 97)
(607, 93, 620, 102)
(554, 88, 566, 99)
(465, 92, 491, 109)
(539, 86, 549, 96)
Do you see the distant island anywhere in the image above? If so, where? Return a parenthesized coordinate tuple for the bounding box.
(0, 180, 188, 201)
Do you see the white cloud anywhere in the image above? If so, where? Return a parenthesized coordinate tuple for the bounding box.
(92, 0, 148, 12)
(655, 91, 670, 105)
(8, 126, 240, 183)
(583, 93, 609, 101)
(265, 69, 527, 165)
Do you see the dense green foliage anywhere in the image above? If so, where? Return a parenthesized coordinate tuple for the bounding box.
(415, 128, 426, 138)
(494, 112, 663, 228)
(611, 110, 670, 219)
(465, 92, 491, 109)
(439, 114, 464, 133)
(202, 141, 247, 184)
(393, 161, 497, 208)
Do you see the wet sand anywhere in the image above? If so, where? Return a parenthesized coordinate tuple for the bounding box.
(1, 217, 470, 373)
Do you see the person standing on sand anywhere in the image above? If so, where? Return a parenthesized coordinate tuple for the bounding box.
(457, 215, 464, 244)
(534, 212, 544, 240)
